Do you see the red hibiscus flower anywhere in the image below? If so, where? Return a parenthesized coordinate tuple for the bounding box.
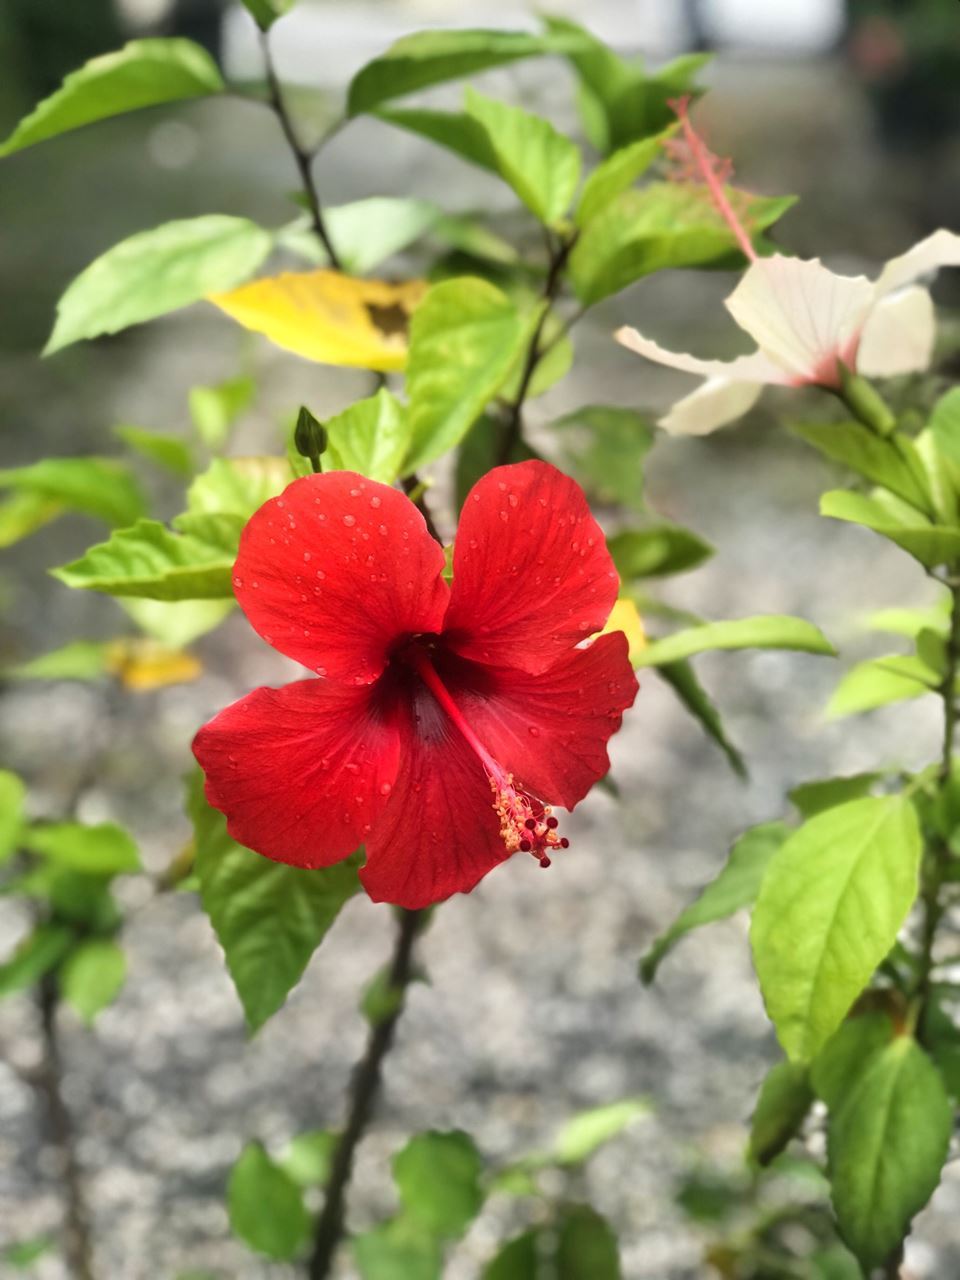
(193, 461, 638, 909)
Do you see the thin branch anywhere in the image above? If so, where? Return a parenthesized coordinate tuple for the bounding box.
(308, 909, 424, 1279)
(259, 29, 343, 270)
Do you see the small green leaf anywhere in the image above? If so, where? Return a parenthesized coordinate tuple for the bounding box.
(115, 425, 193, 476)
(551, 1099, 648, 1165)
(793, 421, 933, 516)
(2, 1237, 55, 1268)
(228, 1142, 310, 1260)
(576, 132, 670, 227)
(119, 598, 235, 647)
(610, 526, 713, 580)
(0, 39, 224, 158)
(929, 386, 960, 466)
(641, 823, 789, 982)
(52, 513, 243, 600)
(811, 1012, 894, 1109)
(240, 0, 295, 30)
(284, 198, 442, 274)
(24, 822, 140, 874)
(826, 655, 937, 719)
(789, 774, 881, 818)
(751, 797, 922, 1062)
(46, 218, 272, 354)
(60, 939, 126, 1023)
(188, 375, 255, 449)
(0, 771, 27, 865)
(430, 213, 520, 267)
(347, 29, 586, 116)
(602, 53, 709, 153)
(405, 278, 532, 472)
(820, 489, 960, 569)
(828, 1037, 950, 1271)
(6, 642, 111, 682)
(655, 660, 747, 779)
(323, 389, 412, 485)
(483, 1230, 538, 1279)
(552, 406, 654, 512)
(353, 1221, 442, 1280)
(865, 602, 950, 639)
(0, 491, 64, 548)
(555, 1204, 621, 1279)
(187, 457, 292, 520)
(569, 184, 795, 306)
(463, 89, 580, 227)
(0, 458, 146, 528)
(635, 615, 835, 668)
(0, 925, 73, 997)
(374, 108, 497, 174)
(189, 772, 361, 1033)
(749, 1060, 813, 1166)
(277, 1130, 337, 1188)
(393, 1131, 484, 1239)
(361, 965, 406, 1026)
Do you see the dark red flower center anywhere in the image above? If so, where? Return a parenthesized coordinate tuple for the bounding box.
(398, 638, 569, 868)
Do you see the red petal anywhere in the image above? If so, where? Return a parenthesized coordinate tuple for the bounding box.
(444, 461, 619, 674)
(193, 677, 401, 868)
(445, 632, 638, 809)
(360, 689, 508, 909)
(234, 472, 449, 685)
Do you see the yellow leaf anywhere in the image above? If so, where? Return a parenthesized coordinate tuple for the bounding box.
(601, 598, 647, 664)
(105, 639, 202, 691)
(208, 270, 427, 372)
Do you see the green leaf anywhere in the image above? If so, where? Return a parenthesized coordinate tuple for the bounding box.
(24, 822, 140, 874)
(361, 965, 406, 1026)
(2, 1238, 54, 1269)
(120, 598, 234, 646)
(826, 655, 937, 719)
(0, 491, 64, 548)
(52, 513, 243, 600)
(46, 217, 272, 355)
(749, 1060, 814, 1166)
(189, 772, 361, 1033)
(228, 1142, 310, 1260)
(277, 1131, 337, 1189)
(820, 489, 960, 569)
(751, 797, 922, 1062)
(866, 602, 949, 638)
(187, 456, 292, 520)
(463, 89, 580, 227)
(393, 1131, 484, 1239)
(635, 615, 835, 668)
(285, 198, 442, 274)
(929, 386, 960, 466)
(576, 132, 669, 227)
(347, 29, 585, 116)
(430, 212, 520, 266)
(655, 660, 747, 779)
(551, 1099, 648, 1165)
(552, 406, 654, 512)
(641, 823, 789, 982)
(483, 1231, 538, 1280)
(0, 38, 224, 158)
(188, 375, 256, 449)
(789, 774, 881, 818)
(0, 771, 26, 865)
(323, 389, 412, 485)
(0, 925, 73, 997)
(610, 526, 713, 580)
(374, 108, 497, 174)
(811, 1012, 895, 1109)
(240, 0, 294, 30)
(793, 421, 933, 516)
(569, 184, 795, 305)
(405, 278, 531, 473)
(454, 414, 538, 510)
(828, 1037, 950, 1271)
(6, 642, 111, 682)
(115, 425, 193, 476)
(60, 939, 126, 1023)
(0, 458, 146, 528)
(353, 1221, 442, 1280)
(555, 1204, 621, 1279)
(602, 54, 709, 152)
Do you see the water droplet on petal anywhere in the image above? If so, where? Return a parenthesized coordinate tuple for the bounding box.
(370, 495, 382, 508)
(342, 514, 356, 527)
(379, 782, 392, 796)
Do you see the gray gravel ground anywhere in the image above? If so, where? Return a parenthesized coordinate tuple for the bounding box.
(2, 5, 960, 1276)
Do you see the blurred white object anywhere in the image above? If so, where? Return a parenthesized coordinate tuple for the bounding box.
(700, 0, 844, 52)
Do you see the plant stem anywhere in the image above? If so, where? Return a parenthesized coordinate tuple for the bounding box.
(401, 474, 442, 544)
(496, 233, 574, 468)
(259, 29, 343, 270)
(36, 973, 95, 1280)
(308, 908, 424, 1280)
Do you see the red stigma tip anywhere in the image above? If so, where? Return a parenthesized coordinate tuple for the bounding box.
(560, 838, 570, 849)
(539, 856, 551, 868)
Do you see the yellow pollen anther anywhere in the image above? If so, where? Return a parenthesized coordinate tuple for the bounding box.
(490, 774, 568, 867)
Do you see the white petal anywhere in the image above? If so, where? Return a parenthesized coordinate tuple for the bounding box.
(615, 325, 786, 383)
(858, 286, 935, 377)
(875, 230, 960, 297)
(725, 255, 873, 382)
(660, 378, 764, 436)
